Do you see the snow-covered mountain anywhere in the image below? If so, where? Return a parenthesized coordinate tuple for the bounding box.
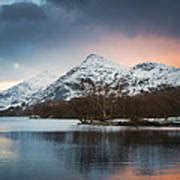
(127, 62, 180, 94)
(0, 70, 60, 110)
(0, 54, 179, 110)
(39, 54, 129, 101)
(39, 54, 180, 102)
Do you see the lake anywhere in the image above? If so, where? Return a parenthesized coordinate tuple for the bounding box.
(0, 117, 180, 180)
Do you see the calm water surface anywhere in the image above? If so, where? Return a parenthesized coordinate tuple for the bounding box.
(0, 117, 180, 180)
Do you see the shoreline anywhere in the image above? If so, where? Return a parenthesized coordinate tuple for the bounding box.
(0, 116, 180, 128)
(77, 118, 180, 127)
(78, 121, 180, 128)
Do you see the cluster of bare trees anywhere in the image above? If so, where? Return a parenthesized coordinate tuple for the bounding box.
(26, 101, 75, 118)
(70, 79, 118, 122)
(1, 80, 179, 123)
(70, 80, 180, 123)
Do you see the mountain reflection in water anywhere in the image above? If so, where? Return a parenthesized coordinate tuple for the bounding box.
(0, 119, 179, 180)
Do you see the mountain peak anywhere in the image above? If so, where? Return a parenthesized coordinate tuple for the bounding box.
(86, 53, 101, 59)
(82, 53, 109, 64)
(132, 61, 171, 71)
(81, 53, 127, 71)
(0, 54, 179, 110)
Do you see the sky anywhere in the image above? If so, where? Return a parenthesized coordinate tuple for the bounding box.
(0, 0, 180, 90)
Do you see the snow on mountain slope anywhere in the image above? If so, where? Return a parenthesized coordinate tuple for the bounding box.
(40, 54, 180, 102)
(0, 54, 179, 110)
(0, 70, 60, 110)
(126, 62, 180, 95)
(40, 55, 180, 102)
(40, 54, 129, 101)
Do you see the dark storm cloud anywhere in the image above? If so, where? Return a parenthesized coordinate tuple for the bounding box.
(48, 0, 180, 37)
(0, 0, 180, 81)
(0, 3, 45, 57)
(0, 1, 96, 80)
(0, 1, 99, 58)
(1, 3, 46, 21)
(1, 0, 180, 59)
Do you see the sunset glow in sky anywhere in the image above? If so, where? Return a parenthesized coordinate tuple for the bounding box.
(0, 0, 180, 90)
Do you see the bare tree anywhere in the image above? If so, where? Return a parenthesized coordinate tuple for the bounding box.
(79, 77, 123, 121)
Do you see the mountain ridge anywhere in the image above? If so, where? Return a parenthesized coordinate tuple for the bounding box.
(0, 54, 179, 110)
(0, 70, 60, 110)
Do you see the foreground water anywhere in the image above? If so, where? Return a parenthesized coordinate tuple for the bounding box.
(0, 117, 180, 180)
